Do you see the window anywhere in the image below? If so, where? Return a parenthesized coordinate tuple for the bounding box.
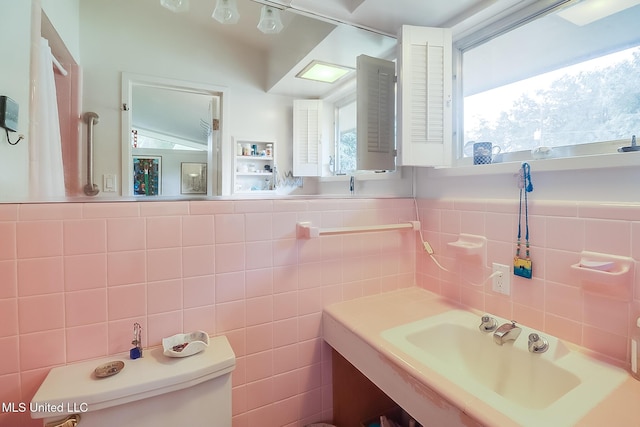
(335, 96, 357, 174)
(457, 0, 640, 162)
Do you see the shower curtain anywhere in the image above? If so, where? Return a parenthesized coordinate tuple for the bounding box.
(30, 37, 66, 200)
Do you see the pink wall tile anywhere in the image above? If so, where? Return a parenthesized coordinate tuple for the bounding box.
(245, 213, 273, 241)
(107, 251, 146, 287)
(65, 288, 107, 326)
(140, 201, 189, 217)
(183, 275, 215, 308)
(66, 323, 108, 362)
(182, 245, 215, 277)
(19, 330, 65, 371)
(83, 202, 139, 218)
(246, 296, 274, 328)
(107, 218, 145, 252)
(63, 219, 106, 255)
(245, 268, 273, 298)
(64, 254, 107, 291)
(183, 305, 215, 334)
(272, 212, 298, 240)
(19, 203, 81, 221)
(245, 324, 273, 358)
(0, 222, 16, 260)
(0, 298, 17, 337)
(189, 200, 234, 215)
(16, 221, 63, 258)
(545, 217, 584, 252)
(273, 343, 298, 375)
(147, 248, 182, 282)
(147, 311, 183, 346)
(245, 351, 273, 383)
(146, 216, 181, 249)
(215, 214, 245, 243)
(584, 219, 631, 256)
(299, 262, 323, 289)
(216, 300, 246, 332)
(545, 281, 583, 322)
(272, 239, 298, 266)
(235, 200, 273, 214)
(147, 279, 183, 314)
(0, 261, 17, 298)
(107, 284, 146, 320)
(17, 257, 63, 296)
(216, 271, 246, 303)
(274, 291, 299, 321)
(182, 215, 214, 246)
(245, 377, 274, 411)
(245, 241, 273, 270)
(0, 336, 19, 375)
(216, 243, 245, 273)
(0, 204, 18, 221)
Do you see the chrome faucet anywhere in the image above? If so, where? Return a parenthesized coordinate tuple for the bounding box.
(493, 320, 521, 345)
(528, 333, 549, 353)
(479, 315, 497, 332)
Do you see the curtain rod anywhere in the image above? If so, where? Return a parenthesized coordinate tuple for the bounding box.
(51, 54, 68, 76)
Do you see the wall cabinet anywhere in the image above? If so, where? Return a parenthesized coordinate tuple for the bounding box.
(233, 139, 276, 194)
(397, 25, 453, 167)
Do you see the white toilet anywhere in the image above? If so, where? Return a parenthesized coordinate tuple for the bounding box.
(31, 335, 235, 427)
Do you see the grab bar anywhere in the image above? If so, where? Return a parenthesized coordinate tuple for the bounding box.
(297, 221, 420, 239)
(83, 112, 100, 196)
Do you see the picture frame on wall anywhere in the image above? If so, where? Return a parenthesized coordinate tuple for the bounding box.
(181, 162, 207, 195)
(133, 156, 161, 196)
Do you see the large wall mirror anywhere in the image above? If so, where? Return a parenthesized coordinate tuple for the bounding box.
(0, 0, 405, 203)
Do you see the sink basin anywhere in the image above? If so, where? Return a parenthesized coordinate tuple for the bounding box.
(381, 310, 627, 426)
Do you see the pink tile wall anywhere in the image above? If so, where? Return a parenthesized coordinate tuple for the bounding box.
(0, 198, 416, 427)
(416, 198, 640, 366)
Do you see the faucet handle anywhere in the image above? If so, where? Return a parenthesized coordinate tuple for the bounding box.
(479, 315, 498, 332)
(528, 333, 549, 353)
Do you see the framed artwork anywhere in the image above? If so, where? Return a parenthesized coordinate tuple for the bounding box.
(181, 162, 207, 195)
(133, 156, 161, 196)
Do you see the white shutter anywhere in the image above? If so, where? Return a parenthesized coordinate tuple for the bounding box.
(397, 25, 452, 167)
(356, 54, 396, 171)
(293, 99, 322, 176)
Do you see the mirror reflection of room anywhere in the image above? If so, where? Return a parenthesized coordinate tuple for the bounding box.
(1, 0, 402, 203)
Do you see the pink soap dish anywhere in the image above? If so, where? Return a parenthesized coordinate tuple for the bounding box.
(162, 331, 209, 358)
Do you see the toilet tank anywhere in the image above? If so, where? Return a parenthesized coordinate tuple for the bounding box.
(30, 335, 235, 427)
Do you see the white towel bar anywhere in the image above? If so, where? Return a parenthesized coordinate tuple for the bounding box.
(297, 221, 420, 239)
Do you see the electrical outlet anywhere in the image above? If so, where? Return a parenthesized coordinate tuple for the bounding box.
(492, 263, 511, 295)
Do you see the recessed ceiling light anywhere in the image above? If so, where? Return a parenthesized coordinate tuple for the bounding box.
(557, 0, 640, 26)
(296, 60, 353, 84)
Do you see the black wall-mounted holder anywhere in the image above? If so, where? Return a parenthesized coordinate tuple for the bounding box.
(0, 96, 24, 145)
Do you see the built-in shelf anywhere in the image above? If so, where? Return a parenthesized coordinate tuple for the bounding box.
(233, 139, 276, 194)
(570, 251, 634, 300)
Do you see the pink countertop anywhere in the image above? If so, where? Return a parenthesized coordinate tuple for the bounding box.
(323, 287, 640, 427)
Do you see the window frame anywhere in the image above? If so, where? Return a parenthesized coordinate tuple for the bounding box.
(451, 0, 639, 171)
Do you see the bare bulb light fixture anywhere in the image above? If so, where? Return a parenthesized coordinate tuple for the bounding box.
(257, 6, 284, 34)
(212, 0, 240, 24)
(160, 0, 189, 13)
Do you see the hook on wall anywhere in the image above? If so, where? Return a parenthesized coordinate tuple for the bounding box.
(5, 129, 24, 145)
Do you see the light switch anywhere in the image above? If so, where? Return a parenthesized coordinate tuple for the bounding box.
(103, 174, 117, 192)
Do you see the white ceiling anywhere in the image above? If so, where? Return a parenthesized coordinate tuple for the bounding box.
(168, 0, 535, 98)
